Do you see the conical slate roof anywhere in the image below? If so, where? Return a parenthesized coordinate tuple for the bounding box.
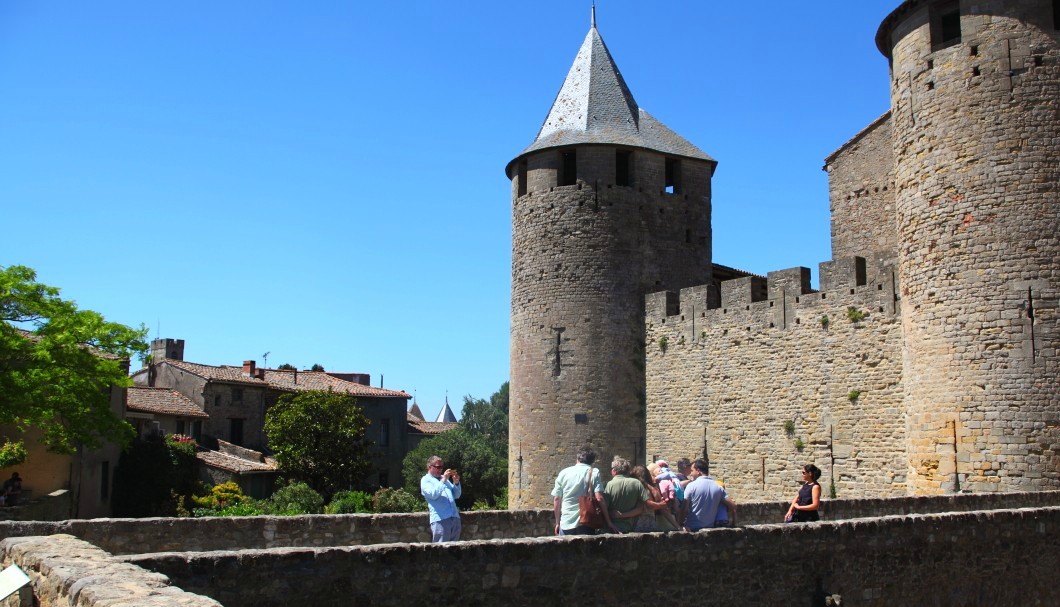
(408, 401, 425, 421)
(435, 398, 458, 423)
(507, 20, 713, 175)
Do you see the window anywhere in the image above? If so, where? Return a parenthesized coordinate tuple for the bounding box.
(100, 461, 110, 501)
(232, 388, 243, 403)
(379, 418, 390, 447)
(560, 150, 577, 186)
(664, 157, 681, 194)
(616, 150, 632, 187)
(931, 1, 961, 51)
(229, 418, 244, 445)
(192, 421, 202, 442)
(517, 160, 528, 197)
(1054, 0, 1060, 30)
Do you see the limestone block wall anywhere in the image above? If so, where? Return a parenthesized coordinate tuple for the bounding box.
(130, 506, 1060, 607)
(645, 256, 905, 500)
(880, 0, 1060, 493)
(824, 112, 897, 261)
(508, 145, 713, 508)
(1, 534, 220, 607)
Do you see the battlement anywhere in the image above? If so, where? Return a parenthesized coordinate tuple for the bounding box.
(646, 254, 898, 330)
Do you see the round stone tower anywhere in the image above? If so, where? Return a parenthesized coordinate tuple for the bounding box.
(505, 15, 716, 508)
(878, 0, 1060, 493)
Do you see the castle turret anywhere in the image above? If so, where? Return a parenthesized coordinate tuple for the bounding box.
(878, 0, 1060, 493)
(506, 12, 716, 508)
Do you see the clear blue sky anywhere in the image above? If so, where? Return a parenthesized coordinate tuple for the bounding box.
(0, 2, 897, 422)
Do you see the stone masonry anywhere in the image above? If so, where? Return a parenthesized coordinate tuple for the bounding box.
(509, 1, 1060, 504)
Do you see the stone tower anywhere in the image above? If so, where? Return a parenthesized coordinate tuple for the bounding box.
(877, 0, 1060, 493)
(505, 12, 716, 508)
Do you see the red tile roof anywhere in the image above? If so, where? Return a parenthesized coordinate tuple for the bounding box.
(127, 387, 209, 418)
(146, 359, 266, 386)
(262, 369, 410, 398)
(196, 450, 278, 474)
(408, 417, 458, 435)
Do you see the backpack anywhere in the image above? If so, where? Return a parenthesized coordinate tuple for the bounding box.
(672, 479, 685, 502)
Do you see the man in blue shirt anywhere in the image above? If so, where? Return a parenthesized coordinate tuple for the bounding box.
(420, 455, 462, 542)
(682, 458, 735, 531)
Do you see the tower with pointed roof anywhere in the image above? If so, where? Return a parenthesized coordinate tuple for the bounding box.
(505, 10, 716, 508)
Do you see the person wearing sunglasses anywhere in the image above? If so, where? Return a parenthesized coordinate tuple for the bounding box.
(421, 455, 462, 542)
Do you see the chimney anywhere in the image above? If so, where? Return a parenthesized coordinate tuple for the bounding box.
(242, 360, 256, 376)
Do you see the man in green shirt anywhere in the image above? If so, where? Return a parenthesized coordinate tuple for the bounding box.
(604, 456, 647, 533)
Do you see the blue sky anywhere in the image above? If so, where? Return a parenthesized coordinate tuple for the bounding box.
(1, 2, 897, 422)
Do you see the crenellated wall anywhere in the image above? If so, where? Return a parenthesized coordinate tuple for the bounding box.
(645, 255, 905, 500)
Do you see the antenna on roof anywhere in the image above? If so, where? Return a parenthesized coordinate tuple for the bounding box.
(591, 2, 596, 28)
(262, 352, 270, 369)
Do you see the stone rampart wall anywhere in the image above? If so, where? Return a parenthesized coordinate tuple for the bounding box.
(129, 506, 1060, 607)
(645, 255, 905, 500)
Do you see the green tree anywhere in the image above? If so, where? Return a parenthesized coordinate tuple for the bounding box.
(310, 363, 324, 372)
(0, 265, 147, 462)
(402, 426, 506, 509)
(459, 381, 509, 456)
(264, 390, 373, 500)
(277, 363, 296, 370)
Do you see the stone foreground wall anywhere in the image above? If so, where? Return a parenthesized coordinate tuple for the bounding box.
(0, 534, 219, 607)
(132, 506, 1060, 607)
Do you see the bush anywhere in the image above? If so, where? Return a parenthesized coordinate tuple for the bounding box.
(191, 481, 249, 511)
(326, 490, 373, 514)
(213, 502, 266, 517)
(261, 481, 324, 515)
(372, 487, 423, 513)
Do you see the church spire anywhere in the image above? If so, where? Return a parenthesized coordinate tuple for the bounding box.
(591, 3, 596, 29)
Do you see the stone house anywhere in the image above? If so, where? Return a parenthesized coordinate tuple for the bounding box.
(131, 338, 412, 490)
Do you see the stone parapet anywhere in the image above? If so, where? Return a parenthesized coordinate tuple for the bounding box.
(126, 505, 1060, 607)
(0, 534, 219, 607)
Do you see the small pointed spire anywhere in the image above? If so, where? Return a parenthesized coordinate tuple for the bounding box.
(591, 3, 596, 29)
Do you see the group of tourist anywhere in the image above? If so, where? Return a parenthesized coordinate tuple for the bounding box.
(417, 447, 823, 543)
(551, 447, 737, 535)
(551, 447, 822, 535)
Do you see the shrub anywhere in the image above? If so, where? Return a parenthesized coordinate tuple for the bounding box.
(848, 390, 862, 402)
(213, 502, 266, 517)
(373, 487, 424, 513)
(191, 481, 249, 511)
(0, 441, 28, 469)
(658, 336, 668, 352)
(261, 481, 324, 515)
(847, 307, 866, 323)
(794, 438, 805, 451)
(326, 490, 373, 514)
(783, 420, 796, 437)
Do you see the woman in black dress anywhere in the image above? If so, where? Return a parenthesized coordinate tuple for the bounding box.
(784, 464, 821, 522)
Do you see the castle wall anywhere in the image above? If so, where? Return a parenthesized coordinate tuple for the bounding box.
(645, 257, 906, 500)
(881, 0, 1060, 493)
(824, 113, 898, 263)
(508, 145, 712, 508)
